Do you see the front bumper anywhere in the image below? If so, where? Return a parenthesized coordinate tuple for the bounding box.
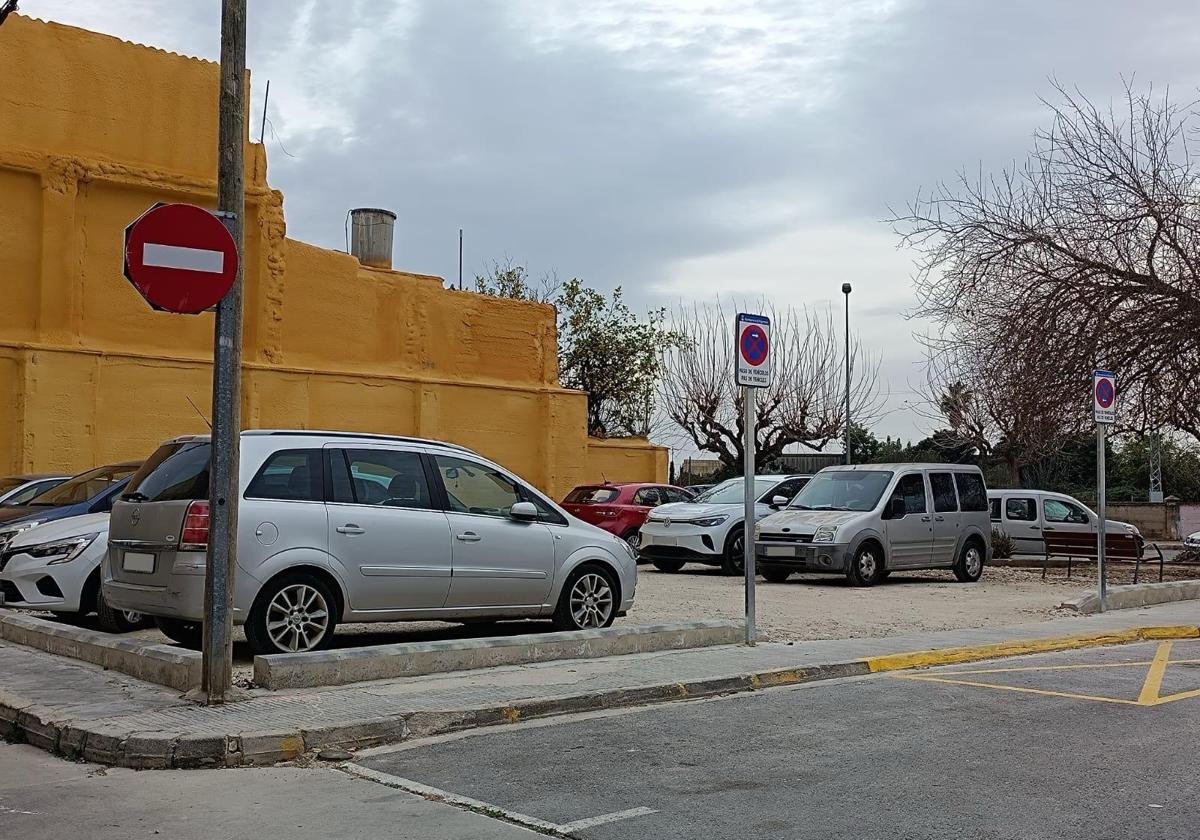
(755, 540, 850, 573)
(0, 553, 91, 612)
(638, 521, 723, 564)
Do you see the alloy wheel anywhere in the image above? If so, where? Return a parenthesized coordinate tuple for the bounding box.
(625, 531, 641, 550)
(266, 583, 330, 652)
(857, 549, 878, 580)
(569, 572, 614, 629)
(122, 610, 145, 626)
(965, 546, 983, 578)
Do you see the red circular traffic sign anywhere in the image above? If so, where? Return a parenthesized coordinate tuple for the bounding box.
(740, 324, 769, 366)
(123, 203, 238, 314)
(1095, 377, 1115, 408)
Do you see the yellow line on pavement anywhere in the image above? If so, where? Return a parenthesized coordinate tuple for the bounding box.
(863, 626, 1200, 674)
(942, 661, 1157, 676)
(1151, 686, 1200, 705)
(896, 674, 1143, 706)
(1137, 642, 1173, 705)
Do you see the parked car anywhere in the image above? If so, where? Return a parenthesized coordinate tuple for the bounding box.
(755, 464, 992, 586)
(0, 512, 151, 632)
(0, 474, 70, 507)
(561, 482, 694, 550)
(987, 489, 1142, 555)
(103, 431, 639, 655)
(638, 474, 811, 575)
(0, 462, 141, 550)
(1185, 531, 1200, 549)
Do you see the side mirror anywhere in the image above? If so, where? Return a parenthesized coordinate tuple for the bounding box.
(770, 495, 790, 508)
(510, 501, 539, 522)
(886, 497, 906, 519)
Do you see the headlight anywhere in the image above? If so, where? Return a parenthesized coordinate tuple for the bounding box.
(26, 532, 100, 565)
(0, 521, 43, 548)
(617, 538, 638, 561)
(693, 515, 729, 528)
(812, 525, 838, 543)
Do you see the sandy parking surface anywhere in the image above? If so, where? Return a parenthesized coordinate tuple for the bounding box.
(625, 564, 1092, 642)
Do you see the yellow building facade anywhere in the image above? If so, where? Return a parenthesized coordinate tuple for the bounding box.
(0, 16, 665, 498)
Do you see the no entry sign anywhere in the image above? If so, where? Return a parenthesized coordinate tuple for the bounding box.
(735, 312, 771, 388)
(123, 203, 238, 314)
(1093, 370, 1116, 425)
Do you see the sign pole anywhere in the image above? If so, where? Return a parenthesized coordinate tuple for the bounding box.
(743, 386, 756, 646)
(1096, 423, 1107, 613)
(202, 0, 246, 704)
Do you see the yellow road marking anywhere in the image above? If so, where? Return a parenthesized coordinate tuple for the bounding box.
(1152, 686, 1200, 705)
(1137, 642, 1173, 705)
(896, 674, 1143, 706)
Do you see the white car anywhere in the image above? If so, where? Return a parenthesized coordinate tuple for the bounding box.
(1185, 531, 1200, 549)
(987, 489, 1142, 555)
(0, 512, 149, 632)
(638, 474, 811, 575)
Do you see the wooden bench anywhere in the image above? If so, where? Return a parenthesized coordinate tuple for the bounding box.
(1042, 531, 1164, 582)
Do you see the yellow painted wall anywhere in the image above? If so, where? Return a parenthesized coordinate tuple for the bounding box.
(0, 15, 664, 498)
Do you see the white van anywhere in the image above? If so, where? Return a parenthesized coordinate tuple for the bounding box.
(754, 464, 992, 586)
(986, 489, 1142, 555)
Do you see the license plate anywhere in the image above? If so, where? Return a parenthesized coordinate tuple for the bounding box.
(652, 536, 678, 547)
(122, 551, 155, 573)
(763, 545, 797, 557)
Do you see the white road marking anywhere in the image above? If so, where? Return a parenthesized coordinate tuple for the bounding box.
(340, 763, 655, 836)
(0, 803, 43, 816)
(143, 243, 224, 273)
(559, 807, 658, 832)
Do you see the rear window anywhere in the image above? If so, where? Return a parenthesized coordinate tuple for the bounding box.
(565, 487, 619, 504)
(125, 442, 211, 502)
(953, 472, 988, 512)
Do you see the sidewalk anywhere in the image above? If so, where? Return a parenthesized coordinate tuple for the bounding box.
(3, 601, 1198, 769)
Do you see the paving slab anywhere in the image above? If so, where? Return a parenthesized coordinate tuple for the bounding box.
(1, 600, 1197, 768)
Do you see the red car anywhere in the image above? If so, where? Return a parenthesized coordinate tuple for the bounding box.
(561, 482, 695, 551)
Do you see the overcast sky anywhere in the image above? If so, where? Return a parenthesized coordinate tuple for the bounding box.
(29, 0, 1200, 446)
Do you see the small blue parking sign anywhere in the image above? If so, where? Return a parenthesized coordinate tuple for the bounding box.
(735, 313, 771, 388)
(1093, 370, 1116, 425)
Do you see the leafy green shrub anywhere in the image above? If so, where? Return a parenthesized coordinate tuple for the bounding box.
(991, 528, 1014, 560)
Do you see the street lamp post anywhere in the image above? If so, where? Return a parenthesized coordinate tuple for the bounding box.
(842, 283, 852, 465)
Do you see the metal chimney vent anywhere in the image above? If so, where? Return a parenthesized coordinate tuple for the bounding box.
(349, 207, 396, 269)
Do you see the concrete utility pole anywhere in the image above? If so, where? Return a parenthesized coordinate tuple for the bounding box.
(202, 0, 246, 704)
(842, 283, 852, 465)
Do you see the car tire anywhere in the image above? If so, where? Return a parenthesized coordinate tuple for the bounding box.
(245, 572, 340, 655)
(95, 588, 152, 633)
(552, 563, 619, 631)
(155, 617, 204, 649)
(720, 528, 746, 576)
(760, 565, 792, 583)
(846, 543, 884, 587)
(953, 539, 985, 583)
(651, 559, 686, 573)
(622, 529, 641, 552)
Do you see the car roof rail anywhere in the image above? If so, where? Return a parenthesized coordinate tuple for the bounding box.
(250, 429, 478, 455)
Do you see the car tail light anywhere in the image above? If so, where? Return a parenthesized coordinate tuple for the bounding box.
(596, 506, 619, 518)
(181, 499, 210, 547)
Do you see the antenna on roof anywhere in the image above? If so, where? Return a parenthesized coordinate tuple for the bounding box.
(186, 395, 212, 430)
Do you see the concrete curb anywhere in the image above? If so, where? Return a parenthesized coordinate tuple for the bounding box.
(862, 625, 1200, 672)
(1059, 580, 1200, 614)
(4, 624, 1198, 770)
(0, 613, 199, 690)
(254, 620, 746, 689)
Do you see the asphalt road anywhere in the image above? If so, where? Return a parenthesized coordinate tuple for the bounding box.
(356, 639, 1200, 840)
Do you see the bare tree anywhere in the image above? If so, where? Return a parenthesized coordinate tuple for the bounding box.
(893, 80, 1200, 443)
(661, 302, 881, 471)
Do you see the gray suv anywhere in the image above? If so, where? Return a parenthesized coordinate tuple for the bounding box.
(102, 431, 638, 654)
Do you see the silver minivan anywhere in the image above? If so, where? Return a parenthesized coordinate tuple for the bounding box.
(102, 431, 638, 654)
(753, 464, 992, 586)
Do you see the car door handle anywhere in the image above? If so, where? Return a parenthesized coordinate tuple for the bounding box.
(336, 524, 365, 535)
(1030, 526, 1041, 530)
(934, 515, 946, 521)
(1043, 526, 1056, 531)
(455, 532, 482, 542)
(920, 516, 932, 522)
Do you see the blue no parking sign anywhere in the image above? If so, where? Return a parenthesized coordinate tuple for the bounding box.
(735, 313, 771, 388)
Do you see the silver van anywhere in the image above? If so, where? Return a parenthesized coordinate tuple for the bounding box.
(753, 464, 992, 586)
(102, 431, 638, 654)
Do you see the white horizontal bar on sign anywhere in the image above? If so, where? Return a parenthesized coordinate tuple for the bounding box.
(143, 243, 225, 273)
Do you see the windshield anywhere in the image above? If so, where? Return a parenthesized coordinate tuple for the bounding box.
(29, 464, 138, 506)
(565, 487, 620, 504)
(788, 470, 894, 512)
(693, 478, 775, 505)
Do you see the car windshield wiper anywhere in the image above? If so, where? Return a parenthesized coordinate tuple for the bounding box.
(122, 491, 150, 502)
(788, 503, 812, 510)
(811, 504, 852, 511)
